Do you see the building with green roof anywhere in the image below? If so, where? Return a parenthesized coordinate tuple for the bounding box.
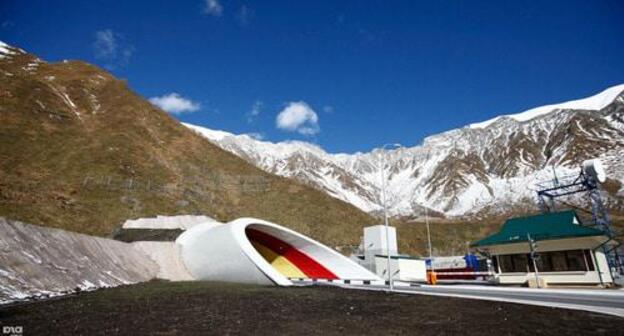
(471, 210, 613, 287)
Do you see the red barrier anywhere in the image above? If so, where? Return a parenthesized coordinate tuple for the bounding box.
(433, 267, 479, 280)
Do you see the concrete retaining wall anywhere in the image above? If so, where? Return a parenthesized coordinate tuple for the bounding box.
(0, 218, 158, 304)
(132, 242, 194, 281)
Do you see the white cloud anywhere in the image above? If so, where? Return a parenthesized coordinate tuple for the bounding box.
(203, 0, 223, 16)
(247, 100, 262, 123)
(276, 101, 320, 136)
(94, 30, 116, 59)
(93, 29, 133, 69)
(149, 93, 201, 114)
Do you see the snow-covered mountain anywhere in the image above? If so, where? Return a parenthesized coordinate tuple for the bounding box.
(185, 84, 624, 218)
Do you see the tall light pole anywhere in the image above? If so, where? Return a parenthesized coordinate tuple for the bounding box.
(380, 143, 401, 291)
(426, 206, 435, 282)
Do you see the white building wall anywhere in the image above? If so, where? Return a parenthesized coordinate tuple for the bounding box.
(374, 257, 427, 282)
(364, 225, 398, 257)
(594, 250, 614, 284)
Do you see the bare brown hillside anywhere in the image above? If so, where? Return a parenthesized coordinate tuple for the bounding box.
(0, 43, 376, 248)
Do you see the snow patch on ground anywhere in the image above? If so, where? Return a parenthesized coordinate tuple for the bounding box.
(122, 215, 219, 230)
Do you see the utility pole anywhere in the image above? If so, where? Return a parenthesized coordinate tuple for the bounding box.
(380, 143, 400, 291)
(426, 206, 435, 283)
(528, 233, 540, 288)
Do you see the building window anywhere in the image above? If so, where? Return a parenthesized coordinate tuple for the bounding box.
(551, 251, 568, 271)
(583, 249, 595, 271)
(511, 254, 528, 272)
(499, 255, 514, 273)
(565, 250, 586, 271)
(497, 249, 592, 274)
(498, 254, 528, 273)
(536, 253, 554, 272)
(527, 254, 535, 272)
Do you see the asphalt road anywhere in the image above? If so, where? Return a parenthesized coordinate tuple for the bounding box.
(345, 284, 624, 317)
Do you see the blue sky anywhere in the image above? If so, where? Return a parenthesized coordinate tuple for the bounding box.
(1, 1, 623, 153)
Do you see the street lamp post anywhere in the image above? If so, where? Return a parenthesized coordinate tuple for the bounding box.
(426, 206, 435, 283)
(380, 143, 401, 291)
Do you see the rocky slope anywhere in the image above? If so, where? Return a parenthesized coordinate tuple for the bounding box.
(186, 85, 624, 219)
(0, 41, 376, 248)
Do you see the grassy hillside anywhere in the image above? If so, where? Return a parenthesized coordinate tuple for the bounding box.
(0, 44, 375, 248)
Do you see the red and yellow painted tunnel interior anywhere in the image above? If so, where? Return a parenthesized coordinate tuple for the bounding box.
(246, 228, 337, 279)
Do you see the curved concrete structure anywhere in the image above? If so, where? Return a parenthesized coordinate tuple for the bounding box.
(176, 218, 381, 286)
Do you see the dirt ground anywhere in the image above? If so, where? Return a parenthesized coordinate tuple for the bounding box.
(1, 281, 622, 335)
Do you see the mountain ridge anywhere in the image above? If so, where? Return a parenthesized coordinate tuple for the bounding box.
(186, 84, 624, 218)
(468, 84, 624, 129)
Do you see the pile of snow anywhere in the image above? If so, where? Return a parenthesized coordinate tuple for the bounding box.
(469, 84, 624, 129)
(122, 215, 220, 230)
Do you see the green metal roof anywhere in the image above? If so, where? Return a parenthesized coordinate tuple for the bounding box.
(471, 210, 606, 247)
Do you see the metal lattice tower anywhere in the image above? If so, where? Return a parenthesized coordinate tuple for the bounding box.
(535, 162, 622, 276)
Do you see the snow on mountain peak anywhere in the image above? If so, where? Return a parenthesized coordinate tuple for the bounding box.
(183, 122, 234, 141)
(0, 41, 16, 58)
(184, 122, 330, 159)
(185, 84, 624, 218)
(468, 84, 624, 129)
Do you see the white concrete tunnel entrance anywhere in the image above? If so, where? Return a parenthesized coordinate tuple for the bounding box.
(176, 218, 381, 286)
